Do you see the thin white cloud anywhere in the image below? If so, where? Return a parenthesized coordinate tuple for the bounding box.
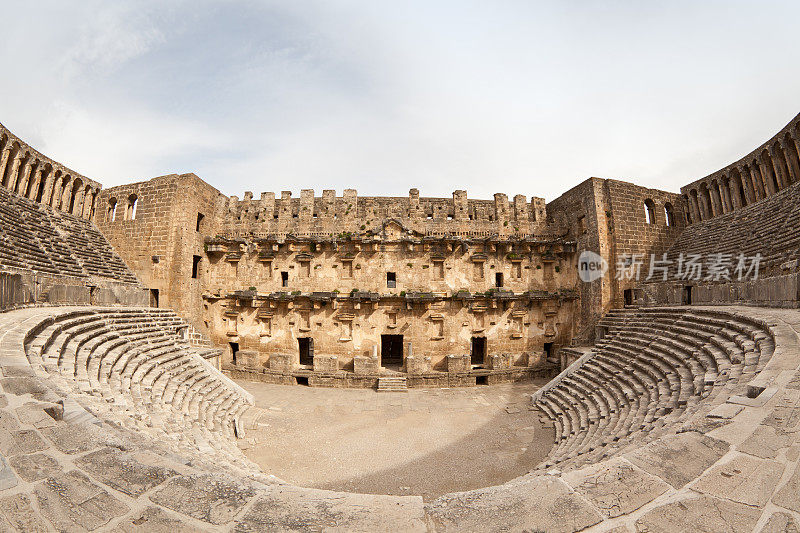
(1, 1, 798, 202)
(41, 100, 225, 185)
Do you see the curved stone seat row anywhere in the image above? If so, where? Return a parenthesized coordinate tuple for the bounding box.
(666, 179, 800, 276)
(0, 185, 137, 282)
(532, 307, 775, 471)
(3, 304, 800, 531)
(22, 307, 255, 472)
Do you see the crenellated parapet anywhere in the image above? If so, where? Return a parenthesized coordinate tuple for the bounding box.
(220, 188, 552, 239)
(682, 112, 800, 223)
(0, 122, 101, 220)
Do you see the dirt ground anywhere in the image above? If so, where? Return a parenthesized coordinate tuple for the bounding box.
(236, 379, 555, 501)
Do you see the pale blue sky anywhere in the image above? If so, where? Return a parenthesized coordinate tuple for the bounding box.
(1, 1, 798, 201)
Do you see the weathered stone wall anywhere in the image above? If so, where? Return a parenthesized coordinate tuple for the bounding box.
(221, 188, 550, 238)
(0, 269, 147, 309)
(603, 179, 687, 301)
(547, 178, 612, 342)
(204, 224, 578, 373)
(95, 174, 225, 329)
(682, 112, 800, 222)
(644, 274, 800, 309)
(547, 178, 686, 341)
(92, 173, 581, 379)
(0, 177, 146, 308)
(0, 122, 100, 219)
(212, 296, 575, 374)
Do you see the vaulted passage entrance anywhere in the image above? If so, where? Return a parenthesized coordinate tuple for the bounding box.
(381, 334, 403, 366)
(471, 336, 486, 366)
(298, 337, 314, 366)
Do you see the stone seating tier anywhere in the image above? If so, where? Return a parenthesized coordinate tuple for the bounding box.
(533, 307, 775, 471)
(0, 186, 138, 283)
(662, 180, 800, 278)
(2, 304, 800, 531)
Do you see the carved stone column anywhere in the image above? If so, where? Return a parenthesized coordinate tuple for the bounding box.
(27, 164, 44, 200)
(51, 175, 63, 209)
(60, 177, 74, 212)
(72, 185, 86, 216)
(41, 170, 55, 206)
(16, 159, 34, 196)
(5, 151, 23, 192)
(770, 144, 791, 188)
(0, 145, 13, 185)
(82, 189, 96, 219)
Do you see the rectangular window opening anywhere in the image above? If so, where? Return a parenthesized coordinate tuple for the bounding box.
(196, 212, 205, 232)
(387, 271, 396, 288)
(229, 342, 239, 365)
(683, 285, 693, 305)
(191, 255, 201, 279)
(381, 334, 404, 366)
(471, 336, 486, 366)
(543, 342, 554, 361)
(298, 337, 314, 366)
(281, 271, 289, 287)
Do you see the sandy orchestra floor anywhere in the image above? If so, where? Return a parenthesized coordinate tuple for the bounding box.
(236, 380, 555, 501)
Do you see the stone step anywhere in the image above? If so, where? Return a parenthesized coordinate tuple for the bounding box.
(377, 376, 408, 392)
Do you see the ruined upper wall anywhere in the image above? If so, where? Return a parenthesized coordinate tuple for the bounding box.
(547, 177, 687, 341)
(221, 189, 553, 239)
(681, 113, 800, 223)
(96, 173, 225, 327)
(0, 122, 101, 220)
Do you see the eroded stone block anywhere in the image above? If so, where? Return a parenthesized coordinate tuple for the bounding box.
(0, 493, 48, 532)
(447, 354, 470, 373)
(562, 457, 671, 518)
(8, 452, 62, 482)
(117, 506, 203, 533)
(354, 355, 379, 375)
(692, 453, 784, 507)
(426, 475, 602, 533)
(149, 474, 256, 525)
(269, 353, 293, 373)
(234, 485, 426, 532)
(34, 470, 129, 531)
(624, 432, 729, 488)
(0, 429, 48, 457)
(313, 354, 338, 373)
(634, 494, 760, 533)
(75, 446, 178, 497)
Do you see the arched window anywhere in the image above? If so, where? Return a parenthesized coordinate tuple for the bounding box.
(664, 202, 675, 227)
(644, 199, 656, 224)
(108, 197, 117, 221)
(126, 194, 138, 221)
